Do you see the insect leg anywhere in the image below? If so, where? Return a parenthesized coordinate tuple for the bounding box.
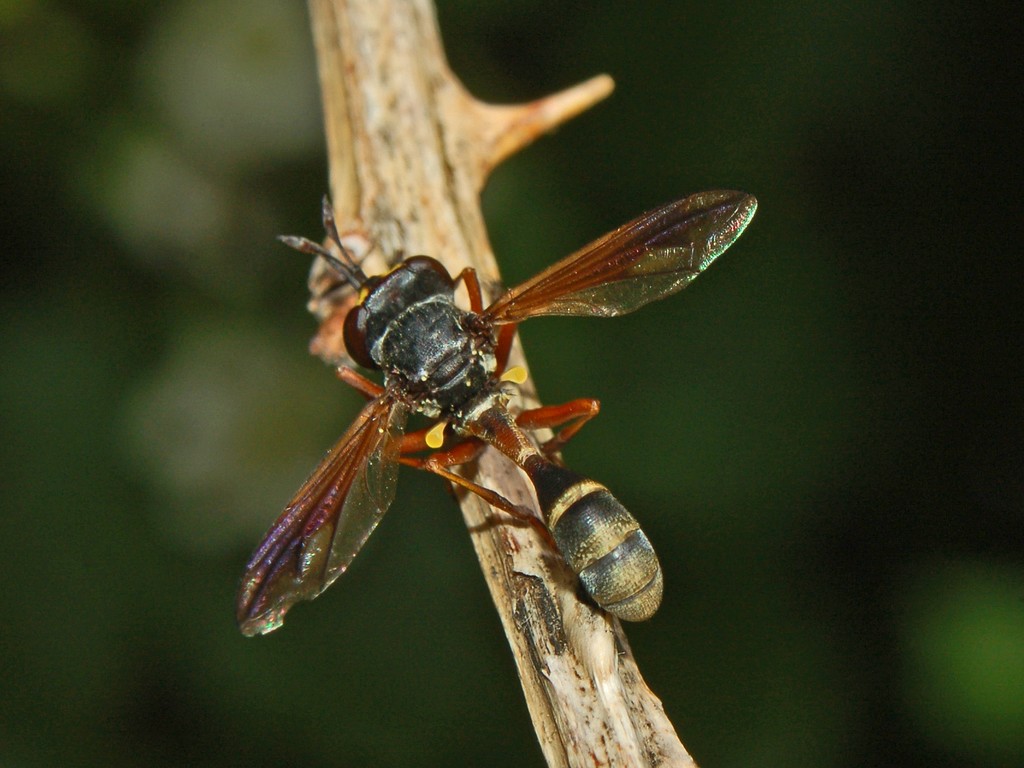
(452, 267, 485, 313)
(335, 366, 384, 399)
(516, 398, 601, 456)
(456, 268, 519, 377)
(400, 439, 554, 544)
(494, 323, 518, 374)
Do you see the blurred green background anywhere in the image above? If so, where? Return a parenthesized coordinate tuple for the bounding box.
(2, 1, 1020, 766)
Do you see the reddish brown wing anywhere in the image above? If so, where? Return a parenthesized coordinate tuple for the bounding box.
(237, 395, 408, 636)
(482, 190, 757, 324)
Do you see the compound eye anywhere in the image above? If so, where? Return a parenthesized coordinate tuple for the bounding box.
(403, 256, 454, 290)
(343, 305, 378, 369)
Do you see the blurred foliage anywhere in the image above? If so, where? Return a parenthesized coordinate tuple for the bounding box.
(1, 1, 1019, 767)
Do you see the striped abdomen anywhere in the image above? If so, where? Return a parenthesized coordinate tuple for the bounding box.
(526, 460, 663, 621)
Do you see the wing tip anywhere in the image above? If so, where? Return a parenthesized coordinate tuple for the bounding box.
(236, 582, 287, 636)
(238, 609, 286, 637)
(705, 189, 757, 254)
(732, 191, 757, 237)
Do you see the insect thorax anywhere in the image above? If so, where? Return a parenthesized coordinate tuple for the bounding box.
(377, 296, 497, 419)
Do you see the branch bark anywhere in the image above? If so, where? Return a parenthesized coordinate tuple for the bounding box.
(304, 2, 697, 766)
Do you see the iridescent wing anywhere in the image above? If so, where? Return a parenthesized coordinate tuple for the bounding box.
(237, 395, 408, 636)
(482, 190, 756, 323)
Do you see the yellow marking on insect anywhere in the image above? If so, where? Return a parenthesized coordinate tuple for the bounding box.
(426, 420, 447, 449)
(500, 366, 528, 384)
(547, 480, 605, 530)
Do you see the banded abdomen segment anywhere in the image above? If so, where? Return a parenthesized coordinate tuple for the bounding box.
(525, 459, 663, 621)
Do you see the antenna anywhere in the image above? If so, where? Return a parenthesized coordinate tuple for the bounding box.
(277, 196, 368, 290)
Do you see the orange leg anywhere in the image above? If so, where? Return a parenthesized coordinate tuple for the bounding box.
(336, 366, 383, 399)
(494, 323, 518, 374)
(402, 441, 535, 520)
(398, 425, 441, 454)
(400, 435, 555, 545)
(335, 353, 543, 528)
(453, 267, 485, 313)
(516, 398, 601, 456)
(452, 265, 519, 374)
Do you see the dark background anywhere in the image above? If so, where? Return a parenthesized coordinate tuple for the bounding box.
(2, 1, 1020, 766)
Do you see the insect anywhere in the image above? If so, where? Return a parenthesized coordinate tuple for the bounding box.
(237, 190, 757, 635)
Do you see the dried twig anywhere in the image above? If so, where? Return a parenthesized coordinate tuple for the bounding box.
(304, 1, 697, 765)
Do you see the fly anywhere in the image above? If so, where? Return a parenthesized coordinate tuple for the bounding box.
(238, 191, 757, 635)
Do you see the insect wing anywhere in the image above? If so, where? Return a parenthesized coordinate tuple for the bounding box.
(483, 190, 756, 323)
(237, 396, 408, 636)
